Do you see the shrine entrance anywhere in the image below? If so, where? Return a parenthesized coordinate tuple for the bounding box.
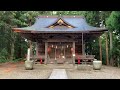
(48, 42, 73, 64)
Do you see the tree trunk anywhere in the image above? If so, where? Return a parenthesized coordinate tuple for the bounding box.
(109, 31, 113, 66)
(18, 35, 22, 58)
(105, 32, 109, 65)
(99, 37, 102, 61)
(10, 32, 15, 60)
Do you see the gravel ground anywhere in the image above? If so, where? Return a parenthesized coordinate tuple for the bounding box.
(66, 65, 120, 79)
(0, 62, 52, 79)
(1, 62, 120, 79)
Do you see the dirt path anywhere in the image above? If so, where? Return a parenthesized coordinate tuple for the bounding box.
(0, 62, 23, 74)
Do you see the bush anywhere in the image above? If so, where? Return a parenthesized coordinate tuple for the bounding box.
(12, 58, 24, 62)
(0, 48, 9, 63)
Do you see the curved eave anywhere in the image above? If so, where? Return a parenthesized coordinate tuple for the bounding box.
(12, 28, 108, 33)
(12, 28, 32, 33)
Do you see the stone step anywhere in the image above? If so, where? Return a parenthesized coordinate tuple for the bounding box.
(48, 69, 68, 79)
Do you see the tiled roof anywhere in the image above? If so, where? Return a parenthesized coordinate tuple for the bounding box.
(13, 16, 107, 33)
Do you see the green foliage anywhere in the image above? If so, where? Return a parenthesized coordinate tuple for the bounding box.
(0, 11, 53, 63)
(111, 33, 120, 66)
(0, 48, 9, 63)
(105, 11, 120, 66)
(0, 48, 9, 59)
(106, 11, 120, 33)
(11, 58, 24, 63)
(101, 34, 107, 65)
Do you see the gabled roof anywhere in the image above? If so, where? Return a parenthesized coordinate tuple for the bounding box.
(13, 16, 107, 33)
(46, 18, 76, 28)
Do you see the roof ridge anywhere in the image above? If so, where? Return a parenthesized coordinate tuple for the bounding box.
(36, 15, 85, 18)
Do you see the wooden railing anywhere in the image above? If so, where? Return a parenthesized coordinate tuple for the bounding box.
(30, 55, 45, 63)
(75, 55, 95, 64)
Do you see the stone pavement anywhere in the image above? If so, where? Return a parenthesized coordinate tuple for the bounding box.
(48, 69, 68, 79)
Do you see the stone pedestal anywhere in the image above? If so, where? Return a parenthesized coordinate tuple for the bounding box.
(93, 60, 102, 70)
(25, 60, 34, 70)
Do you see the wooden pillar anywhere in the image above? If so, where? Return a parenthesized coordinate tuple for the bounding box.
(36, 42, 39, 57)
(55, 47, 56, 60)
(105, 32, 109, 65)
(99, 37, 102, 61)
(45, 42, 48, 64)
(73, 41, 75, 65)
(109, 31, 113, 66)
(82, 33, 84, 55)
(64, 46, 65, 59)
(83, 44, 85, 55)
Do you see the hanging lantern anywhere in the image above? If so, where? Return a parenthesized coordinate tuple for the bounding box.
(73, 54, 75, 57)
(52, 45, 53, 48)
(71, 48, 74, 51)
(56, 46, 57, 49)
(47, 47, 51, 53)
(40, 58, 42, 64)
(67, 45, 69, 48)
(78, 60, 80, 64)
